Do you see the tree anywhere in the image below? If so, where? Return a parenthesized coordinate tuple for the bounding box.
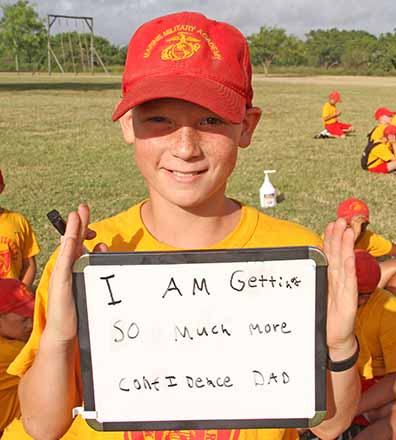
(372, 32, 396, 72)
(0, 0, 46, 72)
(305, 28, 347, 68)
(248, 26, 294, 75)
(341, 31, 377, 70)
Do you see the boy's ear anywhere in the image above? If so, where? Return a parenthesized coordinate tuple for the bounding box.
(119, 110, 135, 144)
(239, 107, 262, 148)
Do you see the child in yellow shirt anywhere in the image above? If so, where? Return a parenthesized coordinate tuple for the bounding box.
(321, 91, 353, 138)
(0, 170, 40, 288)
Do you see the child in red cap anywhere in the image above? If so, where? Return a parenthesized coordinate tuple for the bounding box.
(337, 197, 396, 293)
(361, 107, 395, 171)
(366, 124, 396, 173)
(6, 12, 360, 440)
(0, 170, 40, 288)
(321, 91, 353, 138)
(0, 278, 34, 434)
(347, 250, 396, 440)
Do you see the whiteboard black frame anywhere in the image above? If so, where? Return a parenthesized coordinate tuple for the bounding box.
(72, 246, 328, 432)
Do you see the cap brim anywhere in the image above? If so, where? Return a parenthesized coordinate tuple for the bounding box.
(12, 300, 34, 318)
(112, 74, 247, 124)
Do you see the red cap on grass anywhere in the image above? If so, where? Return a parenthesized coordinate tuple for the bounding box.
(337, 198, 369, 224)
(354, 249, 381, 294)
(112, 11, 253, 124)
(383, 124, 396, 139)
(374, 107, 394, 120)
(329, 91, 342, 102)
(0, 278, 34, 318)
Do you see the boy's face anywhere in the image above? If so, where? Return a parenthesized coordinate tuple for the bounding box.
(120, 98, 261, 210)
(379, 115, 392, 125)
(329, 98, 337, 105)
(0, 313, 33, 342)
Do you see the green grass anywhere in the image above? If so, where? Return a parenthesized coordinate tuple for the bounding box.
(1, 72, 395, 285)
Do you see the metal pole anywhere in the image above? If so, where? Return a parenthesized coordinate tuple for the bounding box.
(47, 15, 51, 74)
(90, 18, 94, 74)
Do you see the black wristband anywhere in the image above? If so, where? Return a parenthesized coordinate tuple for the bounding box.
(327, 337, 360, 372)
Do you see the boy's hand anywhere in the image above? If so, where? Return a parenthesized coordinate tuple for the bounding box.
(323, 218, 358, 361)
(335, 111, 341, 118)
(44, 204, 107, 346)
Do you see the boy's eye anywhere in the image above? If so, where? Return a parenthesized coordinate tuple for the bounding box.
(146, 116, 169, 123)
(201, 116, 225, 126)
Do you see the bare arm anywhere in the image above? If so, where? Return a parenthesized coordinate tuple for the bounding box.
(19, 337, 80, 440)
(357, 373, 396, 415)
(323, 111, 341, 122)
(310, 219, 360, 439)
(18, 205, 105, 440)
(20, 256, 37, 288)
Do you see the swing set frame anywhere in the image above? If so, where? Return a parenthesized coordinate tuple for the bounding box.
(46, 14, 108, 74)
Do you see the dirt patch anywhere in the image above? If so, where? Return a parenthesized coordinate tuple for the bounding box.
(253, 75, 395, 87)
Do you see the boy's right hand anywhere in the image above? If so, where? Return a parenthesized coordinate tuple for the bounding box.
(44, 204, 107, 346)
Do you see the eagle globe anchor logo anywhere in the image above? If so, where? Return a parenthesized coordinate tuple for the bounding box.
(161, 32, 201, 61)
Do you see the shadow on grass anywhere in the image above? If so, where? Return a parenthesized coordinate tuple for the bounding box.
(0, 82, 121, 91)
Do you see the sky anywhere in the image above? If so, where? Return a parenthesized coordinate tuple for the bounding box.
(3, 0, 396, 46)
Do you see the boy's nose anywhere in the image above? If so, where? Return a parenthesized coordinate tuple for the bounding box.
(170, 126, 202, 160)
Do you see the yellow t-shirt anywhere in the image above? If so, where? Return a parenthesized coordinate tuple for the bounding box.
(369, 124, 386, 144)
(0, 336, 24, 431)
(355, 288, 396, 379)
(391, 116, 396, 126)
(322, 102, 338, 125)
(367, 142, 394, 169)
(355, 229, 392, 257)
(5, 201, 322, 440)
(0, 209, 40, 280)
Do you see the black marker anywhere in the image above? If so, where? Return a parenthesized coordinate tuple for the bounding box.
(47, 209, 67, 235)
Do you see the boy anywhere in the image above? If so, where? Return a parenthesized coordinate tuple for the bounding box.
(4, 12, 359, 440)
(352, 250, 396, 440)
(0, 170, 40, 288)
(369, 107, 394, 144)
(321, 91, 353, 138)
(366, 124, 396, 173)
(337, 197, 396, 294)
(0, 278, 34, 434)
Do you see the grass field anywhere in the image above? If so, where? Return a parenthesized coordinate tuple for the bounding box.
(1, 72, 396, 284)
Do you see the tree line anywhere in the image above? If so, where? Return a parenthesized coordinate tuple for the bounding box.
(1, 0, 396, 75)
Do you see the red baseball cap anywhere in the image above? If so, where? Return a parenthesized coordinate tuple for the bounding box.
(0, 278, 35, 318)
(328, 91, 341, 102)
(383, 124, 396, 138)
(112, 11, 253, 124)
(337, 198, 369, 223)
(374, 107, 394, 120)
(354, 249, 381, 294)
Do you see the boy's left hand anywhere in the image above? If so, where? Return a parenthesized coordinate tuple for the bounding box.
(323, 218, 358, 360)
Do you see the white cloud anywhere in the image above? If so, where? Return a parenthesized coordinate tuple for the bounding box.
(4, 0, 396, 45)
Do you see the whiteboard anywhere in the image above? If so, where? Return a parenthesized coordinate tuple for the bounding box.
(72, 246, 328, 432)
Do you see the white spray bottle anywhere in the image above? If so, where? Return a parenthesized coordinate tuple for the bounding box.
(259, 170, 277, 208)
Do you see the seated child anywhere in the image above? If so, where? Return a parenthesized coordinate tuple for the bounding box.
(0, 170, 40, 288)
(366, 124, 396, 173)
(0, 278, 34, 434)
(370, 107, 394, 144)
(321, 91, 353, 138)
(352, 250, 396, 440)
(337, 198, 396, 294)
(4, 11, 360, 440)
